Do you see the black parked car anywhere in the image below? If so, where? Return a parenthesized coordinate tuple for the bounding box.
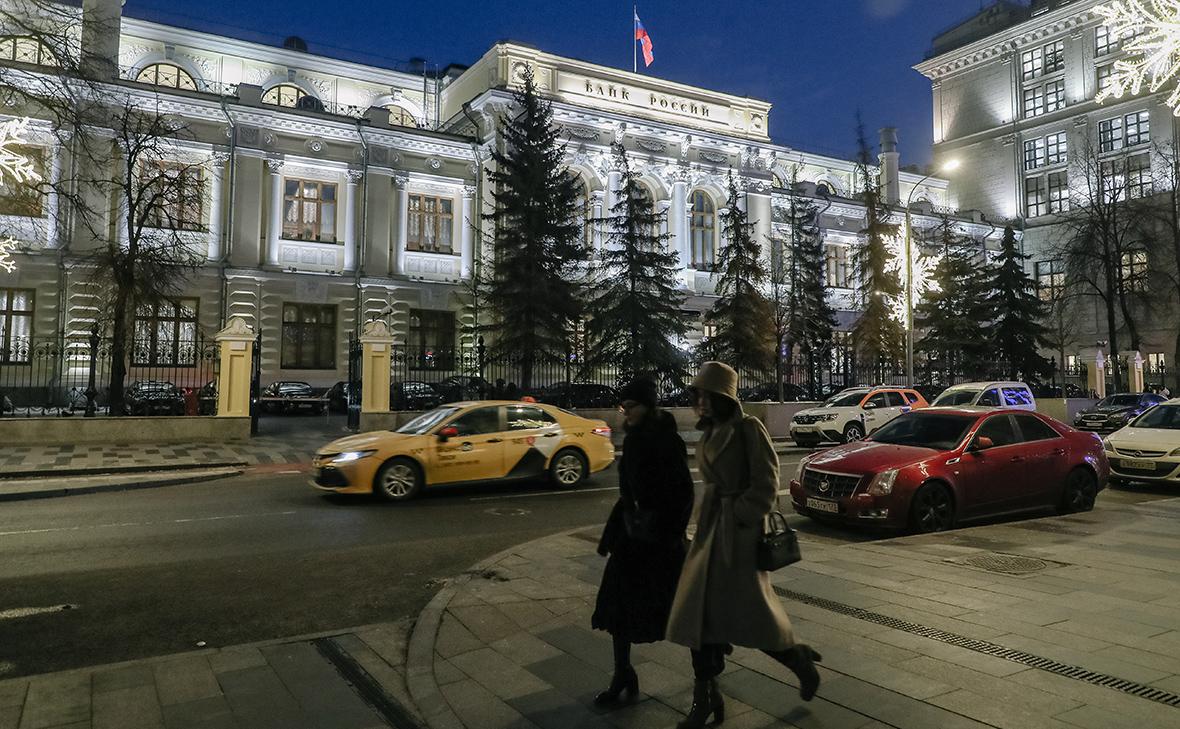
(433, 375, 491, 403)
(391, 381, 443, 411)
(196, 380, 218, 415)
(537, 383, 619, 409)
(260, 381, 325, 414)
(1073, 392, 1166, 433)
(738, 382, 808, 402)
(325, 381, 359, 414)
(125, 381, 186, 416)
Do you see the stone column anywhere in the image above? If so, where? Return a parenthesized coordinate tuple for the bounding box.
(215, 317, 255, 418)
(1088, 352, 1107, 400)
(605, 167, 622, 223)
(343, 169, 363, 272)
(46, 139, 66, 249)
(669, 175, 688, 267)
(266, 157, 285, 267)
(590, 190, 606, 252)
(207, 152, 229, 261)
(460, 184, 476, 278)
(393, 174, 409, 276)
(360, 319, 394, 413)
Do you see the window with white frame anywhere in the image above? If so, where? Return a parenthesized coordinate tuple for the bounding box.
(263, 84, 320, 110)
(825, 243, 851, 288)
(1035, 260, 1064, 301)
(0, 35, 58, 67)
(282, 179, 337, 243)
(1023, 86, 1045, 118)
(140, 161, 204, 231)
(1021, 46, 1044, 81)
(1096, 23, 1147, 57)
(407, 194, 454, 254)
(1120, 248, 1148, 292)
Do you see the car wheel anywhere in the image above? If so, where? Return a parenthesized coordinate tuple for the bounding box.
(1059, 468, 1097, 514)
(550, 448, 588, 489)
(843, 422, 865, 442)
(908, 482, 955, 534)
(374, 458, 422, 502)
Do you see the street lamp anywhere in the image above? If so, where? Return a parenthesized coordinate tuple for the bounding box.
(904, 158, 960, 387)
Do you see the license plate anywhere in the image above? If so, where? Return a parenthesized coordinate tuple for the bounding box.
(1122, 459, 1155, 470)
(794, 425, 816, 432)
(806, 497, 839, 513)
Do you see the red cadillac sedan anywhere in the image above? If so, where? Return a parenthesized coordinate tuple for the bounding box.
(788, 408, 1109, 533)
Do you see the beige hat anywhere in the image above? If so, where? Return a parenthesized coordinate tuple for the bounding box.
(690, 361, 740, 404)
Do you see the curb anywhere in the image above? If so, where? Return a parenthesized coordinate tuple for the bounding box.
(405, 527, 593, 729)
(0, 467, 244, 503)
(0, 460, 248, 481)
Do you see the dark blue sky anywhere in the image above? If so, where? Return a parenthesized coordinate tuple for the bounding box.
(126, 0, 997, 167)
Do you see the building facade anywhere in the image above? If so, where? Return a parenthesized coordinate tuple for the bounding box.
(0, 1, 986, 393)
(916, 0, 1179, 379)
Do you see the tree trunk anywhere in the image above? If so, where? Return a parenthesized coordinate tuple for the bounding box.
(107, 288, 130, 416)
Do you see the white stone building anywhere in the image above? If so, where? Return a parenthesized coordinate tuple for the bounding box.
(0, 1, 986, 390)
(916, 0, 1179, 378)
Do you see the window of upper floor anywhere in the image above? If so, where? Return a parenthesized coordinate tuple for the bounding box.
(1099, 111, 1150, 153)
(1120, 247, 1148, 293)
(0, 145, 46, 217)
(0, 35, 59, 67)
(135, 63, 198, 92)
(1023, 131, 1067, 171)
(262, 83, 323, 112)
(139, 161, 205, 232)
(387, 105, 419, 128)
(282, 178, 337, 243)
(1025, 171, 1069, 217)
(407, 193, 454, 254)
(1021, 39, 1065, 82)
(1100, 152, 1153, 203)
(824, 243, 852, 289)
(1096, 23, 1146, 58)
(1035, 260, 1065, 301)
(1023, 78, 1065, 118)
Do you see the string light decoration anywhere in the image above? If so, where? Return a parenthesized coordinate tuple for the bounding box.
(1094, 1, 1180, 114)
(886, 234, 941, 327)
(0, 117, 40, 275)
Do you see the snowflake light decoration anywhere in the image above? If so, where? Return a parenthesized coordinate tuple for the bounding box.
(0, 117, 41, 185)
(1094, 1, 1180, 115)
(0, 238, 18, 273)
(886, 233, 942, 327)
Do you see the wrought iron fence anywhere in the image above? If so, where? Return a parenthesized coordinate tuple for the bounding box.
(0, 333, 219, 417)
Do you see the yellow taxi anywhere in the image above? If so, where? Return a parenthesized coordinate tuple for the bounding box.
(312, 400, 616, 501)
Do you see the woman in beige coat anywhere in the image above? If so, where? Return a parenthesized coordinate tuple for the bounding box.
(665, 361, 821, 728)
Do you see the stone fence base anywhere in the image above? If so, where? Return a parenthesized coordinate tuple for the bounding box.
(0, 416, 252, 446)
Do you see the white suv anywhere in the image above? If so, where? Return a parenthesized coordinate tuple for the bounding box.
(931, 381, 1036, 411)
(790, 386, 929, 447)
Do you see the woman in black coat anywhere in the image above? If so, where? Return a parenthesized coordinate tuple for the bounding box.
(591, 378, 694, 706)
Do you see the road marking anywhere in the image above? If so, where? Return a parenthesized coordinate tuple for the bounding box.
(0, 511, 298, 538)
(470, 486, 616, 502)
(0, 604, 77, 620)
(277, 470, 301, 474)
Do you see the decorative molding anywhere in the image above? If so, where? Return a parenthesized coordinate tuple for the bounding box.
(636, 138, 667, 154)
(211, 151, 232, 167)
(305, 138, 326, 154)
(564, 125, 600, 141)
(462, 185, 477, 198)
(346, 169, 365, 184)
(699, 150, 728, 164)
(392, 174, 409, 188)
(426, 157, 443, 170)
(265, 157, 284, 174)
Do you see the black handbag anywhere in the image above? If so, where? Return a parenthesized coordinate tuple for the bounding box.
(757, 510, 802, 571)
(623, 499, 660, 542)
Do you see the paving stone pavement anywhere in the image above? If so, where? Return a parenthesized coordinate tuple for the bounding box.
(6, 491, 1178, 728)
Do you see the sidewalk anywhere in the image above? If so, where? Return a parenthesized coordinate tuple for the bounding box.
(4, 496, 1179, 728)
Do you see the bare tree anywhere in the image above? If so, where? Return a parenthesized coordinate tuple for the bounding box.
(1, 0, 210, 414)
(1051, 131, 1155, 392)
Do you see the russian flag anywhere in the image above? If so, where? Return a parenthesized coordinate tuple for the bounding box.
(634, 11, 654, 67)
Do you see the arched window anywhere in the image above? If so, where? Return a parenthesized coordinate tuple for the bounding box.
(135, 63, 198, 91)
(690, 190, 716, 270)
(263, 84, 318, 109)
(0, 35, 58, 67)
(815, 182, 833, 197)
(772, 173, 786, 189)
(386, 105, 419, 128)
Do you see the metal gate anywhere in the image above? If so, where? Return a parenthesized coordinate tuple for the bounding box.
(346, 331, 361, 432)
(249, 331, 261, 436)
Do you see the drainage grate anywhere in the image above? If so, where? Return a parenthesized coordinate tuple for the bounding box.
(774, 585, 1180, 709)
(959, 553, 1049, 575)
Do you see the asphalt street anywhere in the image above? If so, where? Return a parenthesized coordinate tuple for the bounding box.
(0, 443, 1173, 681)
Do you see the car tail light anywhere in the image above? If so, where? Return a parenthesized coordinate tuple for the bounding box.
(592, 426, 612, 438)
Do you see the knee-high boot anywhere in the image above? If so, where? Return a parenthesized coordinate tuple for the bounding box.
(766, 644, 822, 701)
(676, 678, 724, 729)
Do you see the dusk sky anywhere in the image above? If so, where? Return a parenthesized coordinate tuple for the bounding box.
(126, 0, 999, 167)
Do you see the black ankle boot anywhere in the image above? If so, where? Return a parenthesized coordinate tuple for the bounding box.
(677, 678, 724, 728)
(593, 665, 638, 706)
(779, 644, 822, 701)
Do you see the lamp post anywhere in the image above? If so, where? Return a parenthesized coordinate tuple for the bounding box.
(904, 159, 960, 387)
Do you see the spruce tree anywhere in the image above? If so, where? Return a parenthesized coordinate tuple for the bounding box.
(773, 173, 835, 399)
(989, 225, 1051, 381)
(583, 144, 689, 385)
(480, 67, 588, 389)
(851, 119, 904, 381)
(702, 176, 775, 378)
(914, 218, 992, 384)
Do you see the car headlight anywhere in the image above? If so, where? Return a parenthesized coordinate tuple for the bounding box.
(1102, 439, 1115, 453)
(1111, 411, 1134, 421)
(867, 469, 898, 496)
(819, 413, 838, 421)
(1168, 447, 1180, 457)
(794, 457, 809, 483)
(330, 450, 376, 464)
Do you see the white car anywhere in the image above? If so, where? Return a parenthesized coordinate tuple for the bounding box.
(789, 386, 929, 447)
(1103, 399, 1180, 485)
(931, 381, 1036, 411)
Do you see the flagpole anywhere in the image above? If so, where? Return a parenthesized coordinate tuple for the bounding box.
(633, 5, 637, 73)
